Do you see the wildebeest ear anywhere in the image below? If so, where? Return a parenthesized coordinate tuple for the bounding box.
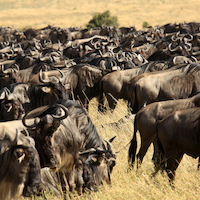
(52, 120, 61, 130)
(85, 154, 104, 165)
(14, 148, 25, 163)
(41, 86, 51, 93)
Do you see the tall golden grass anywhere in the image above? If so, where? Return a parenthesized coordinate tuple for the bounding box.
(1, 0, 200, 30)
(21, 99, 200, 200)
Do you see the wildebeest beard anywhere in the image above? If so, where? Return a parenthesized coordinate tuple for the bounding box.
(34, 124, 59, 169)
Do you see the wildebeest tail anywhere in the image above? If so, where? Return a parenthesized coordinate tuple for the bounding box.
(128, 116, 137, 167)
(153, 121, 166, 175)
(128, 82, 139, 114)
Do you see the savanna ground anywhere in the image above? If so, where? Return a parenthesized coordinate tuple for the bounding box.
(1, 0, 200, 199)
(1, 0, 200, 30)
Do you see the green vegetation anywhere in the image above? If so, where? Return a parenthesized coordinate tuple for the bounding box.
(142, 21, 150, 28)
(86, 10, 119, 29)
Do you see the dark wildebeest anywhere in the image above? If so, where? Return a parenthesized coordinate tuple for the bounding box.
(22, 99, 116, 196)
(128, 63, 200, 114)
(128, 92, 200, 170)
(155, 107, 200, 183)
(0, 128, 41, 199)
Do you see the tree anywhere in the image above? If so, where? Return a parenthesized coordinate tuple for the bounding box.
(86, 10, 119, 29)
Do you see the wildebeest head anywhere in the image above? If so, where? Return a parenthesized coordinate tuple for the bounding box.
(0, 64, 21, 90)
(22, 103, 69, 169)
(79, 136, 116, 192)
(0, 88, 24, 121)
(0, 129, 40, 200)
(0, 80, 68, 113)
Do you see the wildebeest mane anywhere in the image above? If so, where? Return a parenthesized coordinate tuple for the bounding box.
(168, 64, 200, 98)
(54, 99, 105, 151)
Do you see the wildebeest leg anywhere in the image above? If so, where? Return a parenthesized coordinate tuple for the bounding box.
(125, 101, 132, 118)
(107, 94, 118, 113)
(78, 93, 89, 111)
(136, 140, 152, 168)
(74, 160, 84, 195)
(66, 166, 75, 194)
(166, 152, 183, 184)
(57, 172, 70, 200)
(197, 157, 200, 170)
(136, 130, 156, 168)
(152, 139, 165, 172)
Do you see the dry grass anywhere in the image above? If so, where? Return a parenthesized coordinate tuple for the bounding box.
(21, 99, 200, 200)
(1, 0, 200, 30)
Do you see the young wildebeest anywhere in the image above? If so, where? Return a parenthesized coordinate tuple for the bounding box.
(155, 107, 200, 183)
(128, 92, 200, 169)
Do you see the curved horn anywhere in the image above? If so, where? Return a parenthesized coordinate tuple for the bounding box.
(12, 64, 19, 73)
(184, 34, 193, 42)
(184, 42, 192, 51)
(39, 69, 65, 84)
(1, 64, 13, 74)
(98, 49, 113, 58)
(39, 69, 50, 83)
(22, 115, 41, 129)
(116, 52, 128, 62)
(169, 43, 181, 52)
(190, 56, 198, 63)
(50, 103, 69, 121)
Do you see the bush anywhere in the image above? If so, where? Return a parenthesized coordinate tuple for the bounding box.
(142, 21, 150, 28)
(86, 10, 119, 29)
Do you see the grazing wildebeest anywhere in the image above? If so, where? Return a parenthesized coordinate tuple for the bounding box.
(0, 128, 41, 199)
(128, 63, 200, 113)
(128, 92, 200, 170)
(155, 107, 200, 183)
(22, 99, 116, 196)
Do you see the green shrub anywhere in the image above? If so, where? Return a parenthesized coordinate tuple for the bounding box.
(86, 10, 119, 29)
(142, 21, 150, 28)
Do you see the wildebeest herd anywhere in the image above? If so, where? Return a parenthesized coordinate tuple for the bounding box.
(1, 21, 200, 199)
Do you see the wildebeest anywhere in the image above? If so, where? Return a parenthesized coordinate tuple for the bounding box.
(0, 88, 24, 121)
(22, 99, 116, 196)
(128, 63, 200, 113)
(0, 80, 67, 113)
(128, 92, 200, 170)
(155, 107, 200, 183)
(62, 64, 106, 110)
(0, 64, 22, 90)
(0, 128, 41, 199)
(98, 61, 181, 113)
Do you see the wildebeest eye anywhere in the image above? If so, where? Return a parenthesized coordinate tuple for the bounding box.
(3, 103, 12, 112)
(14, 148, 24, 158)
